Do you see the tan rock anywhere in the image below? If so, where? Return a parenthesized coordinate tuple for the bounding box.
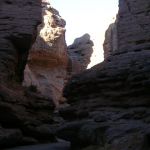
(23, 2, 68, 108)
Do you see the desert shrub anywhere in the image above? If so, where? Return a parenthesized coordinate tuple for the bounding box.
(143, 116, 150, 124)
(29, 83, 37, 92)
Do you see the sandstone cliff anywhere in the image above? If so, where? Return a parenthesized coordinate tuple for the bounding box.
(56, 0, 150, 149)
(23, 1, 68, 108)
(0, 0, 62, 147)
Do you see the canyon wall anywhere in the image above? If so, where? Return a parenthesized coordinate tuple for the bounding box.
(117, 0, 150, 49)
(23, 3, 104, 108)
(23, 1, 68, 108)
(0, 0, 41, 88)
(56, 0, 150, 149)
(104, 0, 150, 58)
(0, 0, 63, 147)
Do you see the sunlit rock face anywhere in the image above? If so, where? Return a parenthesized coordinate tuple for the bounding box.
(56, 0, 150, 149)
(0, 0, 61, 147)
(103, 15, 118, 58)
(23, 1, 68, 108)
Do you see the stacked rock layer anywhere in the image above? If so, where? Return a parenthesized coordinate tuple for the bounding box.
(23, 1, 68, 108)
(0, 0, 63, 147)
(56, 0, 150, 149)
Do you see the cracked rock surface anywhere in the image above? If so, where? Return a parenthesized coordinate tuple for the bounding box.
(56, 0, 150, 149)
(57, 43, 150, 150)
(117, 0, 150, 49)
(0, 0, 63, 148)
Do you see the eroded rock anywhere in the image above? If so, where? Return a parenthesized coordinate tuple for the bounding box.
(23, 1, 68, 108)
(67, 34, 94, 72)
(117, 0, 150, 49)
(0, 0, 62, 147)
(56, 0, 150, 147)
(67, 32, 105, 73)
(103, 15, 118, 58)
(56, 43, 150, 149)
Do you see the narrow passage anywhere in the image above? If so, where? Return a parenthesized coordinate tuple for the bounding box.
(3, 139, 70, 150)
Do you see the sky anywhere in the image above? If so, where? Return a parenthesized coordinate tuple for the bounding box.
(48, 0, 119, 45)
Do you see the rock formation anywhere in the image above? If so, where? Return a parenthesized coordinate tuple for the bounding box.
(104, 0, 150, 58)
(0, 0, 62, 148)
(117, 0, 150, 49)
(67, 34, 94, 72)
(23, 1, 68, 108)
(67, 33, 104, 72)
(56, 0, 150, 149)
(103, 15, 118, 58)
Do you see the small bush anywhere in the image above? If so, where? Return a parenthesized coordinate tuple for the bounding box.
(29, 83, 37, 92)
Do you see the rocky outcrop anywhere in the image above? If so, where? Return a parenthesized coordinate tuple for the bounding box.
(67, 33, 104, 72)
(104, 0, 150, 57)
(23, 1, 68, 108)
(103, 16, 118, 58)
(57, 43, 150, 150)
(0, 0, 41, 88)
(117, 0, 150, 49)
(56, 0, 150, 149)
(0, 0, 62, 148)
(67, 34, 94, 73)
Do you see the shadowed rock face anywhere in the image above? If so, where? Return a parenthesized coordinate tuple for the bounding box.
(23, 2, 68, 108)
(0, 0, 63, 148)
(0, 0, 41, 88)
(117, 0, 150, 49)
(67, 33, 105, 72)
(57, 43, 150, 149)
(67, 34, 94, 73)
(104, 0, 150, 58)
(103, 16, 118, 59)
(56, 0, 150, 149)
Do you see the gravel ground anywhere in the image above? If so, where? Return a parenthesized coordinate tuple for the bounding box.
(2, 139, 70, 150)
